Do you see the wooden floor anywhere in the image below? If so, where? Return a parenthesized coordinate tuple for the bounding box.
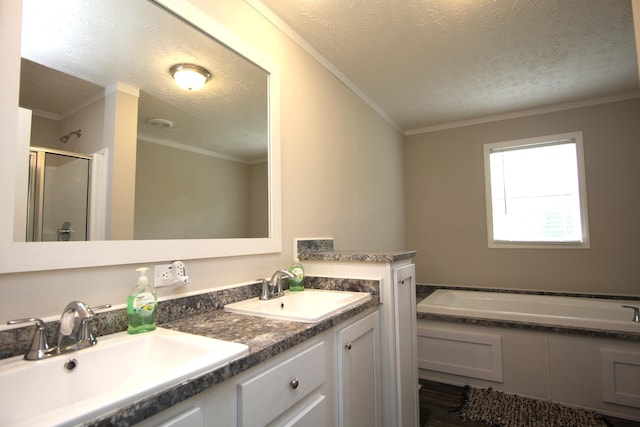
(419, 380, 486, 427)
(419, 379, 640, 427)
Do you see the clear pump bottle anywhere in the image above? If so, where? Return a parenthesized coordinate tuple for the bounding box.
(288, 262, 305, 292)
(127, 267, 157, 334)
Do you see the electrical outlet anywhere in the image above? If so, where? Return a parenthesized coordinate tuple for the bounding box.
(154, 263, 173, 286)
(172, 261, 185, 277)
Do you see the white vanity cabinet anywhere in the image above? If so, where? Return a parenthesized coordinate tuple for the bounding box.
(304, 256, 419, 427)
(393, 264, 419, 427)
(337, 311, 381, 427)
(136, 307, 380, 426)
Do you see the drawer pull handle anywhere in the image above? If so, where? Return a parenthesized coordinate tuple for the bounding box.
(345, 343, 352, 350)
(290, 379, 299, 389)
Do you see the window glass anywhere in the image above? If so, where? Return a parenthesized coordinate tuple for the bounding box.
(484, 132, 589, 248)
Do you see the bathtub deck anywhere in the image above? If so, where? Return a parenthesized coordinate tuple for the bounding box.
(417, 289, 640, 336)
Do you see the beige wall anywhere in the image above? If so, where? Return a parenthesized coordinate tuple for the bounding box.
(0, 0, 406, 322)
(405, 97, 640, 295)
(249, 160, 269, 238)
(134, 141, 259, 239)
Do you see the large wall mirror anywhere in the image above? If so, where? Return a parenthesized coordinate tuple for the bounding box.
(0, 0, 282, 272)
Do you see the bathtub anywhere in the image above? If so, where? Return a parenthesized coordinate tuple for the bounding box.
(417, 289, 640, 334)
(416, 289, 640, 420)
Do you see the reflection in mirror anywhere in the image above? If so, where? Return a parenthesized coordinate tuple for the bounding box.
(18, 0, 270, 242)
(0, 0, 281, 272)
(26, 148, 91, 242)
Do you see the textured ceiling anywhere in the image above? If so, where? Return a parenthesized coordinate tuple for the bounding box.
(257, 0, 639, 132)
(20, 0, 268, 162)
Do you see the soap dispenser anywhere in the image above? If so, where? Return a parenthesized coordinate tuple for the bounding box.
(127, 267, 157, 334)
(288, 262, 305, 292)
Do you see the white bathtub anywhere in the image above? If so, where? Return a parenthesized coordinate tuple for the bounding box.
(417, 289, 640, 334)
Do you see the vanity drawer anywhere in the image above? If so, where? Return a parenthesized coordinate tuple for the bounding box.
(238, 342, 325, 427)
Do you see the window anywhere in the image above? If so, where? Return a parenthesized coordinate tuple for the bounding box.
(483, 132, 590, 248)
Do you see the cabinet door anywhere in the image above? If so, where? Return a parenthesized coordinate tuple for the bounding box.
(281, 395, 326, 427)
(337, 311, 381, 427)
(393, 263, 419, 427)
(135, 394, 204, 427)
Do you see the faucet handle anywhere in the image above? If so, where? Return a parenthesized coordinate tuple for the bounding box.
(257, 279, 271, 300)
(77, 304, 112, 349)
(7, 318, 51, 360)
(90, 304, 112, 312)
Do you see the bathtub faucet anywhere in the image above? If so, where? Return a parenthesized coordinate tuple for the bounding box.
(622, 305, 640, 322)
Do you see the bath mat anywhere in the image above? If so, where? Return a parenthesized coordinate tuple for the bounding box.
(455, 386, 609, 427)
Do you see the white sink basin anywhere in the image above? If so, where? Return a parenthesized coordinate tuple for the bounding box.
(224, 289, 372, 323)
(0, 327, 248, 427)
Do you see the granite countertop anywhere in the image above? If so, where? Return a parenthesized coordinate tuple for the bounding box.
(86, 296, 378, 427)
(294, 238, 416, 263)
(298, 250, 416, 263)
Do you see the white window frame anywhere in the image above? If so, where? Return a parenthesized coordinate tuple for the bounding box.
(483, 131, 590, 249)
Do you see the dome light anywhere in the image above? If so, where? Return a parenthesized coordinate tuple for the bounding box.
(170, 64, 211, 91)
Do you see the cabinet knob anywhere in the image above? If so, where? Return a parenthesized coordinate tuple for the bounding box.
(290, 379, 299, 389)
(345, 343, 352, 350)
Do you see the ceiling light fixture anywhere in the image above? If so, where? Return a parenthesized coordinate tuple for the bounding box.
(170, 63, 211, 91)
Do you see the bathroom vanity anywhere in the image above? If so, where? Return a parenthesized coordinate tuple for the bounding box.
(138, 308, 380, 427)
(134, 245, 419, 427)
(0, 248, 418, 426)
(0, 283, 379, 426)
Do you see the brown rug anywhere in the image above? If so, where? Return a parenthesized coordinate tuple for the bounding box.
(456, 386, 609, 427)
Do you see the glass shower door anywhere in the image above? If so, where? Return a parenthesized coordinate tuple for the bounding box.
(27, 149, 91, 241)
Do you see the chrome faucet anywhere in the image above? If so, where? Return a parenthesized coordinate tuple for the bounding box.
(271, 269, 295, 298)
(622, 305, 640, 323)
(6, 301, 111, 360)
(57, 301, 111, 353)
(57, 301, 93, 352)
(257, 269, 296, 300)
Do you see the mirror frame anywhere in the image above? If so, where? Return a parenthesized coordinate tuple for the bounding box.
(0, 0, 281, 273)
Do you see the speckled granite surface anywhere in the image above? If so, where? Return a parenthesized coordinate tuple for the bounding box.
(295, 238, 416, 263)
(2, 278, 386, 360)
(417, 312, 640, 342)
(416, 283, 640, 302)
(296, 238, 334, 254)
(299, 250, 416, 263)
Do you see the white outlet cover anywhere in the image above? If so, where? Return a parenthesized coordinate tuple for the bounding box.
(154, 263, 173, 286)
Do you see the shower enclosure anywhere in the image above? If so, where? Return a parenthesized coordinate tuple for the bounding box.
(27, 147, 92, 241)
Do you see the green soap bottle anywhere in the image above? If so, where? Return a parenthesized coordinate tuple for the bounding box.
(127, 267, 157, 334)
(288, 262, 305, 292)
